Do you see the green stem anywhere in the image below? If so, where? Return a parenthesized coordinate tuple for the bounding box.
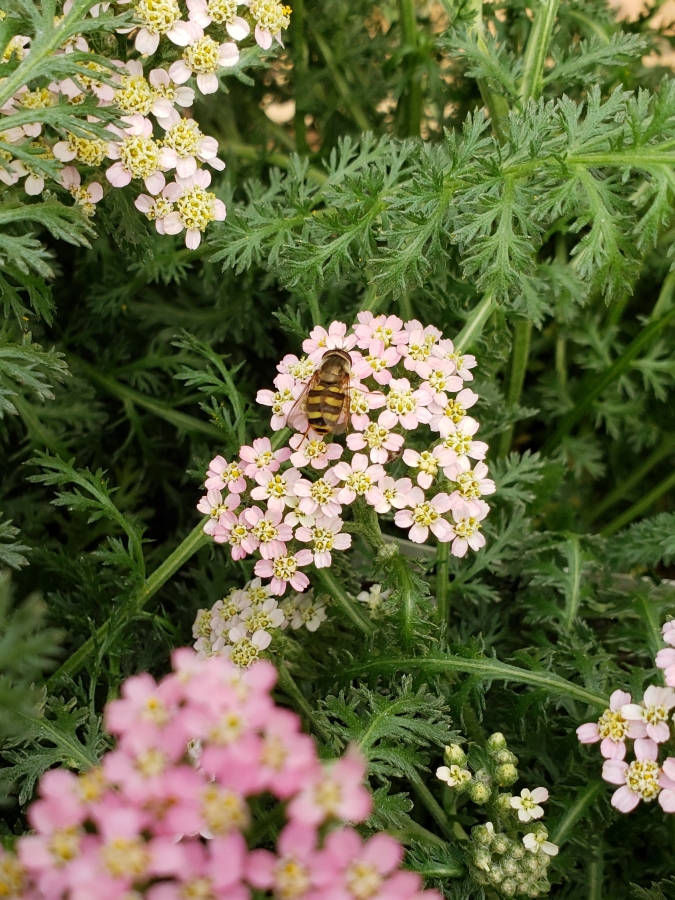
(342, 654, 608, 708)
(223, 141, 327, 185)
(47, 521, 209, 685)
(436, 541, 449, 630)
(634, 594, 664, 664)
(72, 357, 227, 441)
(562, 534, 581, 632)
(550, 781, 603, 846)
(311, 29, 371, 132)
(587, 433, 675, 524)
(544, 304, 675, 453)
(313, 567, 375, 635)
(276, 664, 331, 741)
(454, 292, 494, 353)
(397, 0, 422, 137)
(497, 319, 532, 457)
(651, 270, 675, 321)
(390, 554, 419, 654)
(306, 291, 322, 327)
(465, 0, 509, 139)
(518, 0, 561, 105)
(408, 769, 455, 841)
(600, 467, 675, 536)
(359, 283, 381, 313)
(588, 843, 604, 900)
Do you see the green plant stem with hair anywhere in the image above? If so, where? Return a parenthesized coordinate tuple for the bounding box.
(497, 319, 532, 457)
(550, 781, 604, 845)
(601, 467, 675, 536)
(436, 541, 450, 630)
(313, 566, 375, 635)
(397, 0, 423, 137)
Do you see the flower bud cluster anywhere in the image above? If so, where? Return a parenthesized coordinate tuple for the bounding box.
(0, 650, 442, 900)
(436, 734, 558, 898)
(1, 0, 290, 246)
(577, 619, 675, 814)
(192, 577, 328, 666)
(197, 316, 494, 597)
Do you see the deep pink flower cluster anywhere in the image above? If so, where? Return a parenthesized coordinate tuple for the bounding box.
(3, 651, 441, 900)
(1, 0, 290, 246)
(577, 620, 675, 813)
(198, 316, 494, 597)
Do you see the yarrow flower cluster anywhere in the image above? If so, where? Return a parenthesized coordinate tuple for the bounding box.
(1, 650, 442, 900)
(577, 618, 675, 814)
(436, 734, 557, 898)
(192, 578, 328, 666)
(197, 316, 493, 597)
(0, 0, 290, 246)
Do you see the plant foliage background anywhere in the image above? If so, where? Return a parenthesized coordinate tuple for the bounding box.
(4, 0, 675, 894)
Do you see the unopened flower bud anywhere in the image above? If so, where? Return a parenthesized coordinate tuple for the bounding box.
(469, 781, 491, 804)
(493, 835, 511, 855)
(496, 763, 518, 786)
(486, 732, 507, 753)
(444, 743, 466, 766)
(511, 844, 525, 860)
(472, 822, 494, 845)
(495, 749, 518, 766)
(474, 767, 491, 784)
(523, 855, 540, 874)
(472, 848, 491, 872)
(487, 865, 504, 885)
(502, 878, 517, 897)
(502, 858, 518, 877)
(496, 792, 513, 812)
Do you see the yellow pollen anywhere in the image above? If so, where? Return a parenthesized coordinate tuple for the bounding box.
(0, 854, 25, 898)
(625, 759, 661, 800)
(78, 767, 106, 802)
(345, 472, 373, 495)
(49, 828, 81, 866)
(119, 135, 160, 179)
(412, 502, 439, 527)
(176, 185, 218, 232)
(115, 75, 154, 115)
(272, 556, 298, 579)
(314, 778, 342, 814)
(386, 387, 416, 416)
(310, 479, 335, 503)
(101, 837, 148, 878)
(206, 0, 238, 21)
(249, 0, 291, 32)
(209, 711, 244, 744)
(274, 858, 311, 900)
(134, 0, 181, 34)
(184, 36, 221, 74)
(443, 400, 465, 423)
(230, 637, 260, 667)
(345, 862, 383, 900)
(201, 786, 249, 833)
(362, 423, 389, 448)
(163, 119, 202, 157)
(261, 734, 288, 770)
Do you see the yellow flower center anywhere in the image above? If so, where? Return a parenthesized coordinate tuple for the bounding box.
(135, 0, 181, 34)
(443, 432, 472, 455)
(230, 637, 260, 667)
(272, 387, 294, 414)
(49, 828, 81, 866)
(0, 855, 25, 897)
(455, 471, 481, 499)
(201, 786, 249, 833)
(417, 450, 438, 475)
(310, 526, 334, 552)
(272, 556, 298, 579)
(119, 135, 160, 178)
(252, 518, 279, 543)
(65, 133, 108, 166)
(345, 863, 382, 900)
(182, 878, 215, 900)
(310, 478, 335, 503)
(134, 748, 167, 777)
(163, 119, 202, 157)
(442, 400, 465, 423)
(209, 711, 244, 744)
(184, 36, 221, 74)
(21, 87, 56, 109)
(228, 524, 250, 546)
(115, 75, 155, 115)
(452, 516, 479, 538)
(287, 357, 315, 380)
(274, 858, 311, 900)
(372, 324, 395, 346)
(176, 186, 218, 231)
(345, 472, 373, 495)
(266, 474, 290, 499)
(386, 387, 416, 416)
(194, 608, 212, 637)
(362, 422, 389, 448)
(249, 0, 291, 32)
(314, 778, 341, 814)
(350, 392, 370, 416)
(206, 0, 238, 21)
(411, 502, 439, 527)
(625, 759, 661, 800)
(101, 837, 148, 878)
(78, 767, 106, 802)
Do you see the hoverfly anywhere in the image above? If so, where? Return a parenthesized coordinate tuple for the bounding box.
(288, 348, 353, 437)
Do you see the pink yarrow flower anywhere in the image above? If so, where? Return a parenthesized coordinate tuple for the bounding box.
(246, 822, 322, 897)
(332, 453, 385, 505)
(349, 382, 386, 431)
(187, 0, 250, 38)
(161, 168, 226, 249)
(346, 422, 404, 464)
(205, 455, 247, 493)
(658, 757, 675, 813)
(400, 327, 443, 378)
(428, 387, 480, 435)
(603, 738, 661, 812)
(251, 467, 302, 512)
(576, 690, 637, 760)
(367, 476, 415, 514)
(437, 338, 477, 381)
(243, 506, 293, 559)
(254, 549, 314, 595)
(379, 378, 432, 430)
(402, 445, 453, 489)
(394, 488, 453, 544)
(440, 417, 489, 478)
(302, 322, 358, 364)
(257, 373, 305, 431)
(59, 166, 104, 215)
(216, 509, 258, 559)
(135, 181, 182, 233)
(295, 516, 352, 568)
(169, 33, 240, 94)
(354, 312, 408, 350)
(351, 340, 402, 385)
(447, 498, 489, 558)
(240, 437, 292, 477)
(289, 433, 343, 469)
(420, 357, 464, 403)
(288, 747, 372, 825)
(622, 686, 675, 744)
(197, 488, 240, 535)
(294, 470, 342, 518)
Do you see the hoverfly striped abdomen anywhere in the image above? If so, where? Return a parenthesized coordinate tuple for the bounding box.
(304, 348, 352, 436)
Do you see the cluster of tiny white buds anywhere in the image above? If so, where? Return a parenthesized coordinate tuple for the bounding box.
(0, 0, 290, 243)
(197, 317, 494, 599)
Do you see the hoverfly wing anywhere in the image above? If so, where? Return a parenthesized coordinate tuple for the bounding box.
(285, 374, 316, 433)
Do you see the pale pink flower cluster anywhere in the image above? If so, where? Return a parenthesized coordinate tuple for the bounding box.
(4, 650, 441, 900)
(197, 317, 493, 598)
(577, 621, 675, 814)
(192, 578, 328, 667)
(0, 0, 290, 246)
